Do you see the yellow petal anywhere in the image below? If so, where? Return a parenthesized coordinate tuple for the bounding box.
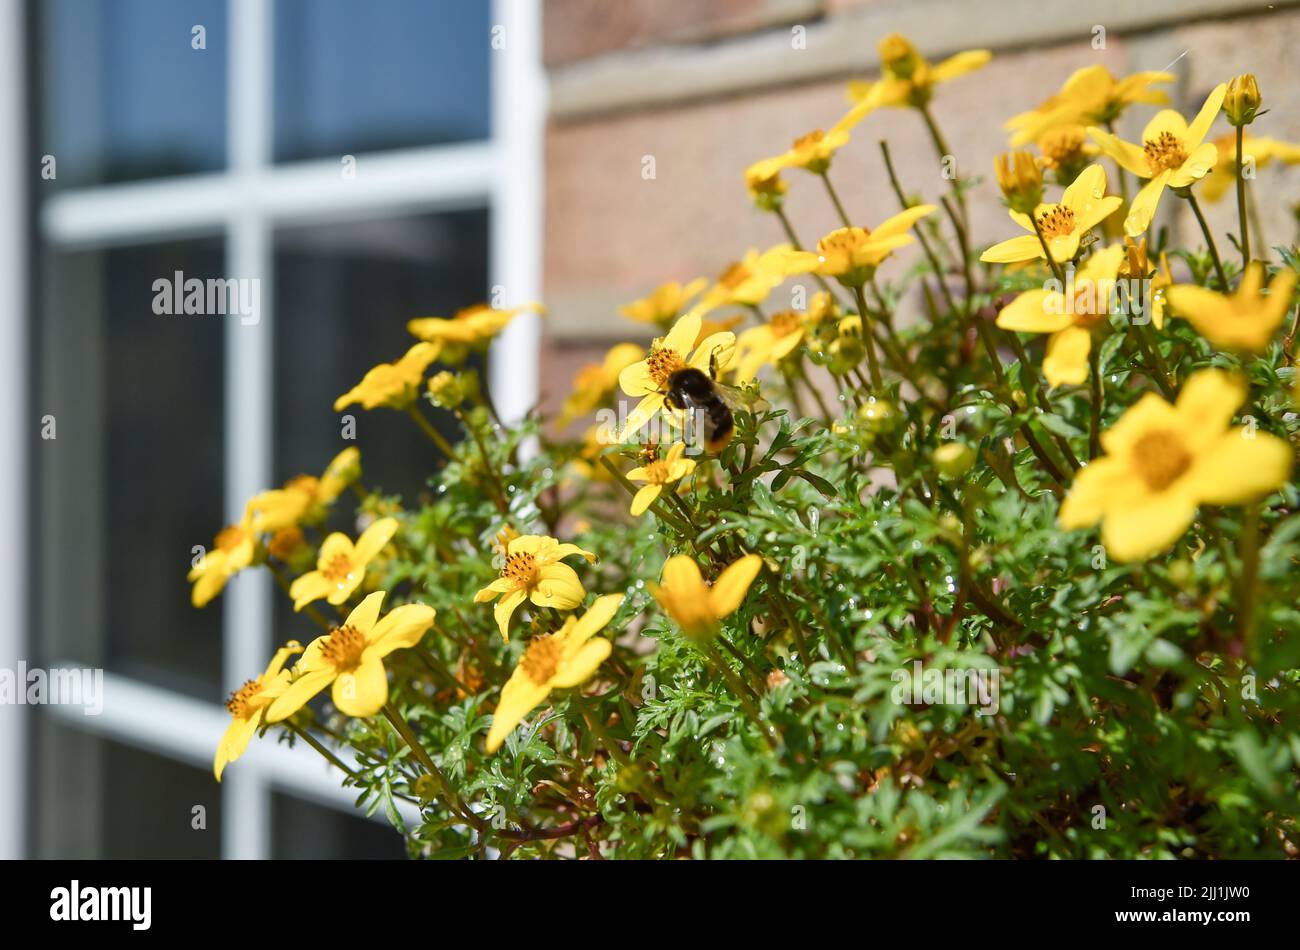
(264, 669, 336, 723)
(368, 604, 436, 657)
(1059, 457, 1138, 529)
(1100, 494, 1197, 562)
(996, 290, 1072, 334)
(485, 671, 552, 753)
(494, 587, 528, 642)
(660, 555, 706, 598)
(631, 484, 663, 516)
(531, 562, 586, 608)
(980, 234, 1045, 264)
(213, 713, 260, 782)
(662, 312, 702, 356)
(1185, 430, 1292, 505)
(930, 49, 992, 83)
(708, 554, 763, 618)
(345, 590, 387, 637)
(1185, 83, 1227, 148)
(551, 639, 612, 689)
(1042, 325, 1092, 388)
(1141, 109, 1188, 146)
(1124, 170, 1170, 237)
(1088, 127, 1150, 178)
(354, 517, 399, 563)
(289, 571, 332, 611)
(333, 657, 388, 718)
(568, 593, 624, 644)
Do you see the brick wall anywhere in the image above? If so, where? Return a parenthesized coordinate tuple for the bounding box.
(536, 0, 1300, 416)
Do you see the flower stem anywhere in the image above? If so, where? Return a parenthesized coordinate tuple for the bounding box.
(1185, 190, 1228, 290)
(1087, 341, 1103, 460)
(1235, 125, 1251, 268)
(453, 407, 510, 515)
(851, 284, 885, 390)
(1029, 213, 1067, 286)
(701, 640, 778, 751)
(820, 171, 853, 228)
(919, 103, 966, 227)
(382, 702, 483, 830)
(1237, 504, 1261, 654)
(287, 721, 356, 779)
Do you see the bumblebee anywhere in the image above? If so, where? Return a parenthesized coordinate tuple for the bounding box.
(662, 351, 766, 454)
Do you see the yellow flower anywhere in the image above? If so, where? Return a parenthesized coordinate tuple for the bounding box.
(558, 342, 645, 426)
(733, 309, 809, 381)
(620, 279, 708, 330)
(847, 34, 991, 111)
(650, 554, 763, 639)
(247, 447, 361, 533)
(214, 640, 303, 781)
(994, 150, 1044, 214)
(1006, 66, 1173, 146)
(1223, 73, 1261, 127)
(188, 513, 256, 607)
(995, 244, 1125, 387)
(980, 164, 1121, 265)
(474, 534, 598, 641)
(1059, 369, 1292, 561)
(288, 517, 399, 611)
(1166, 263, 1298, 353)
(1089, 84, 1227, 237)
(333, 342, 441, 412)
(802, 206, 936, 286)
(1035, 124, 1099, 179)
(407, 302, 543, 348)
(747, 101, 873, 188)
(617, 311, 736, 439)
(743, 156, 788, 209)
(691, 244, 819, 316)
(492, 524, 521, 557)
(1201, 132, 1300, 203)
(485, 594, 624, 753)
(265, 591, 436, 722)
(626, 442, 697, 516)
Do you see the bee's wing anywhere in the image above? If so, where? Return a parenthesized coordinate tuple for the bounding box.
(713, 380, 770, 415)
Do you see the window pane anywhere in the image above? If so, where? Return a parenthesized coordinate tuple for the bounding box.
(272, 209, 489, 501)
(273, 0, 491, 162)
(37, 238, 227, 700)
(271, 792, 406, 858)
(38, 0, 228, 188)
(34, 717, 222, 859)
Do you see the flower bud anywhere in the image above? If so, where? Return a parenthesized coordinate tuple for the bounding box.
(879, 33, 920, 79)
(1223, 74, 1261, 127)
(933, 442, 975, 479)
(995, 151, 1043, 214)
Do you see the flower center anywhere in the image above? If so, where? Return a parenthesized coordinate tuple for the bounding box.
(268, 527, 305, 560)
(1131, 429, 1193, 492)
(647, 345, 687, 388)
(1036, 206, 1076, 240)
(520, 635, 564, 684)
(502, 551, 540, 587)
(225, 679, 263, 719)
(215, 524, 247, 553)
(321, 553, 357, 585)
(1143, 131, 1188, 174)
(319, 624, 367, 671)
(719, 262, 751, 291)
(643, 459, 673, 484)
(819, 227, 868, 257)
(769, 310, 803, 338)
(1039, 126, 1086, 168)
(792, 130, 825, 154)
(285, 474, 318, 496)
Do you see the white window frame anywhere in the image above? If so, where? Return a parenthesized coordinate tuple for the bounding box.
(21, 0, 545, 859)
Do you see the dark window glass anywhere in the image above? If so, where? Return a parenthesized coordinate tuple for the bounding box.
(38, 0, 228, 188)
(272, 209, 488, 502)
(271, 791, 406, 858)
(35, 717, 222, 859)
(273, 0, 491, 162)
(37, 238, 226, 700)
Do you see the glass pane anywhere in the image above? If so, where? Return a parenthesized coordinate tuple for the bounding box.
(273, 0, 491, 162)
(34, 717, 222, 859)
(272, 209, 489, 501)
(36, 238, 226, 700)
(38, 0, 228, 188)
(271, 792, 406, 858)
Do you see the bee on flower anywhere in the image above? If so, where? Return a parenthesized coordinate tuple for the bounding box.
(617, 311, 736, 439)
